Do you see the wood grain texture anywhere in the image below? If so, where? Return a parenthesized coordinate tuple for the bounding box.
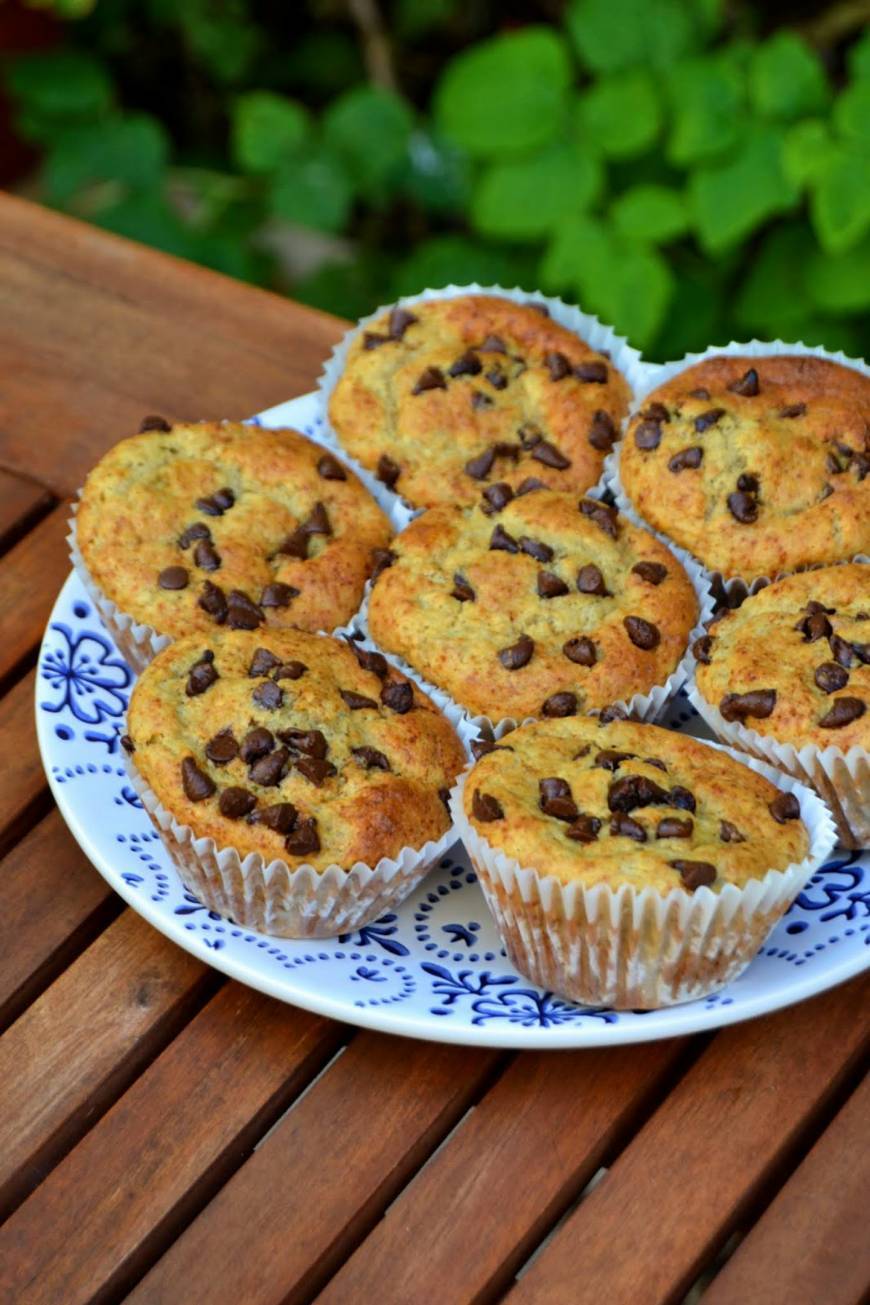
(0, 467, 52, 553)
(130, 1034, 502, 1305)
(0, 910, 211, 1220)
(508, 975, 869, 1305)
(0, 193, 344, 494)
(318, 1040, 686, 1305)
(0, 501, 73, 686)
(0, 668, 48, 854)
(704, 1074, 870, 1305)
(0, 985, 341, 1305)
(0, 808, 116, 1029)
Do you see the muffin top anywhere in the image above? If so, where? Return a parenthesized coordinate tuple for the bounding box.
(126, 629, 465, 870)
(77, 420, 392, 640)
(694, 564, 869, 751)
(463, 716, 810, 894)
(367, 490, 699, 721)
(328, 294, 631, 509)
(619, 354, 870, 579)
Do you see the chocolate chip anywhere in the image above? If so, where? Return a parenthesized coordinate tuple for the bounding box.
(624, 616, 661, 650)
(545, 351, 570, 381)
(669, 786, 696, 812)
(140, 414, 172, 432)
(779, 403, 806, 419)
(668, 446, 703, 473)
(594, 749, 634, 772)
(296, 756, 336, 786)
(485, 366, 507, 390)
(261, 582, 299, 608)
(769, 792, 801, 823)
(531, 440, 571, 470)
(483, 482, 514, 512)
(597, 704, 628, 723)
(181, 757, 215, 802)
(120, 734, 135, 754)
(632, 561, 668, 585)
(471, 390, 493, 410)
(689, 388, 710, 400)
(490, 524, 519, 553)
(278, 728, 328, 758)
(205, 730, 239, 764)
(737, 473, 759, 493)
(277, 527, 309, 560)
(248, 746, 289, 787)
(412, 366, 446, 394)
(854, 642, 870, 664)
(815, 661, 850, 694)
(720, 690, 776, 722)
(587, 410, 618, 452)
(178, 522, 211, 549)
(219, 787, 257, 819)
(480, 334, 507, 353)
(273, 661, 307, 681)
(196, 487, 235, 516)
(363, 331, 390, 349)
(340, 689, 377, 710)
(608, 774, 669, 812)
(249, 648, 280, 677)
(575, 361, 608, 383)
(381, 680, 413, 713)
(634, 421, 661, 451)
(317, 453, 346, 481)
(240, 727, 274, 763)
(376, 454, 401, 488)
(285, 817, 320, 857)
(563, 636, 597, 666)
(720, 819, 747, 843)
(452, 573, 475, 602)
(250, 802, 297, 833)
(473, 788, 505, 825)
(579, 499, 619, 538)
(829, 634, 854, 667)
(826, 451, 845, 475)
(498, 634, 534, 670)
(304, 502, 331, 536)
(226, 589, 263, 630)
(193, 539, 221, 572)
(657, 817, 693, 839)
(610, 813, 646, 841)
(670, 859, 716, 890)
(352, 746, 391, 771)
(577, 563, 609, 596)
(518, 423, 543, 450)
(645, 757, 668, 772)
(440, 785, 451, 809)
(565, 814, 602, 842)
(449, 351, 482, 377)
(693, 635, 713, 665)
(539, 779, 579, 821)
(539, 777, 571, 803)
(344, 640, 388, 679)
(538, 570, 569, 599)
(465, 448, 495, 480)
(520, 536, 553, 563)
(370, 547, 397, 581)
(727, 490, 758, 524)
(516, 477, 546, 496)
(798, 610, 833, 642)
(389, 306, 417, 338)
(158, 565, 189, 590)
(542, 691, 577, 717)
(253, 680, 283, 710)
(818, 697, 866, 729)
(694, 408, 725, 433)
(728, 368, 760, 397)
(186, 654, 218, 697)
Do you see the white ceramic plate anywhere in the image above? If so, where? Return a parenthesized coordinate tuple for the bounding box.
(36, 392, 870, 1049)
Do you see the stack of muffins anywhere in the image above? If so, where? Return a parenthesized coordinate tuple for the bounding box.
(73, 288, 867, 1008)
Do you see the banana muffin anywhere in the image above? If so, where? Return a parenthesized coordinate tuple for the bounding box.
(458, 715, 819, 1007)
(619, 354, 870, 580)
(76, 420, 392, 667)
(367, 490, 699, 723)
(327, 294, 631, 509)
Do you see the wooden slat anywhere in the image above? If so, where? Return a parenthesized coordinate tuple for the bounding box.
(129, 1034, 502, 1305)
(0, 910, 211, 1220)
(0, 500, 72, 686)
(316, 1039, 685, 1305)
(0, 985, 341, 1305)
(0, 193, 344, 494)
(0, 467, 52, 553)
(0, 808, 116, 1029)
(0, 668, 48, 853)
(507, 975, 870, 1305)
(704, 1074, 870, 1305)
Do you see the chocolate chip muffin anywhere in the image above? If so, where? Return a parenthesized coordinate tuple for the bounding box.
(76, 420, 392, 670)
(327, 294, 632, 509)
(619, 354, 870, 580)
(457, 716, 822, 1008)
(367, 490, 700, 723)
(125, 629, 465, 936)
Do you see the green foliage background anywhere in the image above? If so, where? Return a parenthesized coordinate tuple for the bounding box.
(4, 0, 870, 360)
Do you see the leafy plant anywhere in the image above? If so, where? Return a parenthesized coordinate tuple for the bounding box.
(3, 0, 869, 360)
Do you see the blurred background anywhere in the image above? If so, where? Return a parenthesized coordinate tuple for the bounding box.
(1, 0, 868, 360)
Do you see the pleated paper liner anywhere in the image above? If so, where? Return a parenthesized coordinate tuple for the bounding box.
(450, 740, 837, 1010)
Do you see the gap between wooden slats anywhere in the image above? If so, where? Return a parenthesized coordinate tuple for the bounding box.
(0, 667, 52, 858)
(0, 468, 55, 557)
(0, 500, 73, 695)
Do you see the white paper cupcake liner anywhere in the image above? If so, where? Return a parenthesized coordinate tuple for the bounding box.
(450, 740, 837, 1009)
(603, 338, 870, 597)
(316, 283, 649, 532)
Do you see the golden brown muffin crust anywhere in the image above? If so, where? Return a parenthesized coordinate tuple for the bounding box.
(328, 295, 631, 509)
(77, 421, 392, 640)
(463, 717, 809, 894)
(695, 564, 869, 751)
(367, 490, 699, 721)
(620, 355, 870, 579)
(127, 629, 465, 870)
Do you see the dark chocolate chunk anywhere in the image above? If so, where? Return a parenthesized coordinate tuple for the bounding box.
(219, 786, 257, 819)
(381, 680, 413, 713)
(624, 616, 661, 650)
(158, 565, 189, 590)
(818, 696, 866, 729)
(545, 351, 571, 381)
(518, 422, 543, 449)
(541, 691, 577, 717)
(205, 730, 239, 765)
(668, 786, 696, 812)
(668, 446, 703, 473)
(273, 661, 307, 681)
(317, 453, 346, 481)
(376, 454, 401, 487)
(531, 440, 571, 470)
(610, 813, 647, 841)
(196, 487, 235, 516)
(278, 728, 328, 758)
(181, 756, 216, 802)
(779, 403, 806, 419)
(295, 756, 337, 786)
(412, 366, 446, 394)
(520, 536, 554, 563)
(499, 634, 534, 670)
(670, 859, 716, 890)
(285, 816, 320, 857)
(471, 389, 493, 410)
(644, 757, 668, 772)
(304, 501, 331, 536)
(516, 477, 546, 496)
(594, 749, 634, 771)
(352, 746, 391, 771)
(728, 368, 759, 397)
(693, 635, 713, 665)
(565, 814, 602, 843)
(829, 634, 854, 667)
(340, 689, 377, 710)
(451, 573, 475, 602)
(250, 802, 297, 833)
(563, 636, 597, 666)
(579, 499, 619, 538)
(656, 817, 693, 839)
(240, 728, 274, 763)
(140, 414, 172, 432)
(769, 792, 801, 823)
(363, 331, 390, 349)
(540, 791, 579, 823)
(575, 361, 608, 383)
(120, 734, 135, 754)
(249, 647, 281, 677)
(539, 777, 571, 803)
(472, 789, 504, 821)
(479, 334, 507, 353)
(538, 570, 570, 599)
(186, 654, 218, 697)
(727, 490, 758, 524)
(632, 561, 668, 585)
(449, 350, 482, 377)
(853, 642, 870, 664)
(226, 589, 263, 630)
(737, 473, 759, 493)
(483, 482, 514, 513)
(588, 410, 618, 452)
(597, 704, 628, 723)
(345, 639, 388, 678)
(720, 819, 747, 843)
(178, 522, 211, 549)
(798, 610, 833, 642)
(641, 402, 671, 423)
(370, 547, 397, 581)
(490, 523, 519, 553)
(193, 538, 221, 572)
(389, 306, 417, 338)
(694, 408, 725, 432)
(608, 774, 669, 812)
(720, 689, 776, 722)
(465, 448, 495, 480)
(634, 421, 661, 451)
(485, 366, 508, 390)
(815, 661, 850, 694)
(577, 563, 609, 596)
(248, 746, 290, 787)
(252, 680, 283, 710)
(261, 582, 299, 608)
(277, 527, 309, 560)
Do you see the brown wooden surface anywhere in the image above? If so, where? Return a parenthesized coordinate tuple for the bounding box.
(0, 191, 867, 1305)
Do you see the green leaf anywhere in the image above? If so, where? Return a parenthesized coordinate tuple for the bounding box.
(43, 114, 169, 205)
(611, 185, 688, 243)
(652, 258, 727, 362)
(5, 51, 113, 124)
(833, 81, 870, 145)
(323, 85, 413, 196)
(231, 92, 309, 173)
(177, 0, 260, 84)
(749, 32, 829, 121)
(295, 252, 393, 320)
(393, 0, 459, 40)
(269, 148, 353, 234)
(781, 119, 832, 188)
(433, 27, 572, 158)
(400, 129, 472, 214)
(94, 190, 198, 260)
(539, 215, 614, 299)
(667, 54, 745, 166)
(393, 235, 537, 297)
(575, 70, 661, 159)
(600, 244, 674, 347)
(566, 0, 701, 74)
(689, 126, 799, 253)
(734, 223, 815, 333)
(805, 236, 870, 314)
(471, 143, 602, 241)
(810, 143, 870, 253)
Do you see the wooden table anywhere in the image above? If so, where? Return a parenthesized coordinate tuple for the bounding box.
(0, 192, 867, 1305)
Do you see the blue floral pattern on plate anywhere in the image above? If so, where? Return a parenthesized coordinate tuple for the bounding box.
(35, 391, 870, 1049)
